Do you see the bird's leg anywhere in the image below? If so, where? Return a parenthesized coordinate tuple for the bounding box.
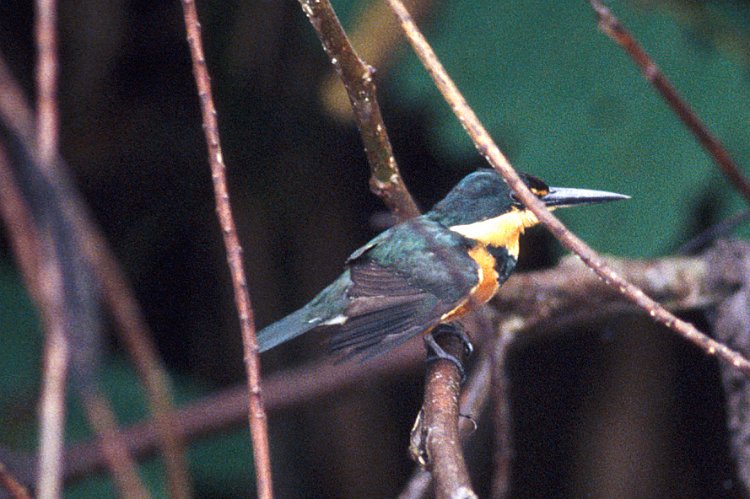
(424, 323, 474, 382)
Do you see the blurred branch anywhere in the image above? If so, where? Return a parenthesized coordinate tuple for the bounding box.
(0, 51, 190, 497)
(33, 1, 68, 495)
(35, 0, 59, 164)
(588, 0, 750, 205)
(706, 240, 750, 493)
(179, 1, 273, 497)
(490, 326, 515, 498)
(0, 98, 149, 499)
(385, 0, 750, 378)
(51, 248, 733, 484)
(80, 392, 150, 498)
(59, 343, 426, 483)
(298, 0, 420, 221)
(0, 461, 31, 499)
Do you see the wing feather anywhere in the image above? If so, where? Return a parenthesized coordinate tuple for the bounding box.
(329, 255, 464, 360)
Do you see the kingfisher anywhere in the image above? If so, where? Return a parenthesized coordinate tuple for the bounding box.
(258, 169, 628, 366)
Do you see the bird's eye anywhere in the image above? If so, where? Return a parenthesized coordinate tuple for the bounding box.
(523, 174, 550, 197)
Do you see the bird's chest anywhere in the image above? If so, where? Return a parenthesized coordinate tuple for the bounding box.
(441, 244, 500, 321)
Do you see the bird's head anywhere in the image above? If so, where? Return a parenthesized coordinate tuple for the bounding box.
(427, 169, 629, 257)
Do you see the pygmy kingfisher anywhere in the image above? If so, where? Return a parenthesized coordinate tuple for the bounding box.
(257, 169, 628, 363)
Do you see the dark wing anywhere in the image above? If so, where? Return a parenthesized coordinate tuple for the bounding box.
(329, 218, 479, 361)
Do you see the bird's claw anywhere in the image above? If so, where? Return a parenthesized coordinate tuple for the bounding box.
(424, 323, 474, 383)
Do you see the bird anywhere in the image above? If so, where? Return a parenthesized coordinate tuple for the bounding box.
(257, 169, 628, 367)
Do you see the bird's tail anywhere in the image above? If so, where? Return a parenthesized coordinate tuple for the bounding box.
(257, 272, 351, 353)
(257, 306, 321, 352)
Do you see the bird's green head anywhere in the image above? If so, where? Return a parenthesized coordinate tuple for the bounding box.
(427, 169, 628, 257)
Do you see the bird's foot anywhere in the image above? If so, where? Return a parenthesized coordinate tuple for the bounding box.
(424, 323, 474, 382)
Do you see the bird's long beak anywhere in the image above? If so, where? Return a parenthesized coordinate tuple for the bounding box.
(541, 186, 630, 208)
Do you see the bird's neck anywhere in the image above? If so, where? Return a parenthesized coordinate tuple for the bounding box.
(447, 208, 539, 259)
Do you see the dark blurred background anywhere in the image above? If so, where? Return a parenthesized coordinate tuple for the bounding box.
(1, 0, 750, 497)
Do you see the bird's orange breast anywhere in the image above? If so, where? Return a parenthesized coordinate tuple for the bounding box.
(441, 245, 499, 321)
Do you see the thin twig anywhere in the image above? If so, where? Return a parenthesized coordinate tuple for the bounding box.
(179, 1, 273, 497)
(588, 0, 750, 205)
(0, 129, 67, 499)
(385, 0, 750, 377)
(0, 54, 192, 498)
(86, 232, 193, 499)
(28, 178, 70, 499)
(298, 0, 420, 221)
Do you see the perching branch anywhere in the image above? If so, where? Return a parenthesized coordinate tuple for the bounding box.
(588, 0, 750, 205)
(399, 314, 517, 499)
(179, 1, 273, 497)
(298, 0, 420, 221)
(409, 330, 476, 499)
(384, 0, 750, 378)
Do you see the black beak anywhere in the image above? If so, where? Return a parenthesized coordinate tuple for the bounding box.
(541, 186, 630, 208)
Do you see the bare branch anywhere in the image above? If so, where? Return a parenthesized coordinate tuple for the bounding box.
(588, 0, 750, 205)
(409, 332, 476, 499)
(298, 0, 420, 221)
(384, 0, 750, 377)
(399, 313, 516, 499)
(179, 1, 273, 497)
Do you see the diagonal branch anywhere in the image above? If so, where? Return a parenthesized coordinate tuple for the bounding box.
(588, 0, 750, 205)
(385, 0, 750, 377)
(0, 461, 31, 499)
(179, 1, 273, 497)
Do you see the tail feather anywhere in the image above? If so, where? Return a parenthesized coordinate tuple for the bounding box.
(257, 272, 351, 352)
(257, 306, 322, 352)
